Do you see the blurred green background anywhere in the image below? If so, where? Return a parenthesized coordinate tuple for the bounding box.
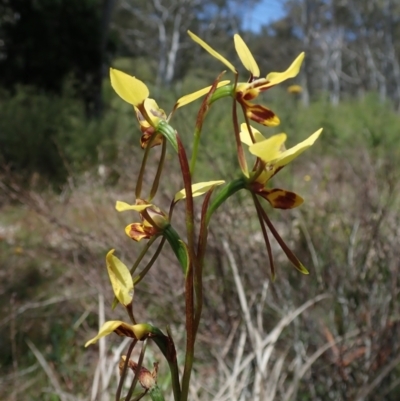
(1, 0, 400, 400)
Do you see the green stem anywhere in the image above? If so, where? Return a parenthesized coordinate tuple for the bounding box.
(181, 261, 194, 401)
(206, 177, 246, 225)
(189, 126, 201, 175)
(165, 326, 181, 401)
(209, 84, 235, 104)
(125, 340, 148, 401)
(126, 302, 136, 325)
(176, 136, 196, 401)
(133, 237, 166, 285)
(148, 386, 165, 401)
(149, 139, 167, 201)
(193, 189, 214, 336)
(136, 133, 158, 199)
(157, 120, 178, 152)
(190, 71, 226, 175)
(232, 86, 248, 175)
(163, 225, 188, 273)
(116, 340, 137, 401)
(131, 237, 157, 274)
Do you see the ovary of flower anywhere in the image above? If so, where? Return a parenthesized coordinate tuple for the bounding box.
(188, 31, 304, 126)
(174, 180, 225, 202)
(240, 124, 322, 209)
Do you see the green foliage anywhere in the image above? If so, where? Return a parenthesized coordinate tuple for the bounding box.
(0, 85, 117, 185)
(267, 89, 400, 156)
(3, 79, 400, 189)
(1, 84, 400, 399)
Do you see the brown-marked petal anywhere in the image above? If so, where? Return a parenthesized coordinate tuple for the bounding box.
(261, 188, 304, 209)
(242, 100, 280, 126)
(85, 321, 137, 347)
(125, 223, 158, 241)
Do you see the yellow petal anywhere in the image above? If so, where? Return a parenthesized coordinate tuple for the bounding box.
(240, 123, 266, 146)
(274, 128, 323, 168)
(174, 180, 225, 202)
(143, 98, 167, 125)
(85, 320, 127, 347)
(176, 80, 230, 108)
(266, 53, 305, 86)
(116, 201, 152, 212)
(262, 188, 304, 209)
(85, 321, 150, 347)
(106, 249, 134, 306)
(255, 169, 273, 185)
(249, 133, 287, 162)
(110, 68, 149, 106)
(234, 34, 260, 77)
(188, 31, 236, 73)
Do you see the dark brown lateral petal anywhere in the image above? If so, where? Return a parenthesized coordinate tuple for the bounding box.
(242, 100, 280, 126)
(115, 324, 138, 338)
(262, 188, 304, 209)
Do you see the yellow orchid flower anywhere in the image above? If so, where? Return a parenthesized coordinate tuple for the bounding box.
(237, 124, 322, 277)
(134, 98, 167, 148)
(116, 199, 169, 242)
(188, 31, 304, 127)
(240, 123, 323, 209)
(85, 321, 156, 347)
(110, 68, 230, 148)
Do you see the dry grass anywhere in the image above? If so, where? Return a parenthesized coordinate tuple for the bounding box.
(1, 144, 400, 400)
